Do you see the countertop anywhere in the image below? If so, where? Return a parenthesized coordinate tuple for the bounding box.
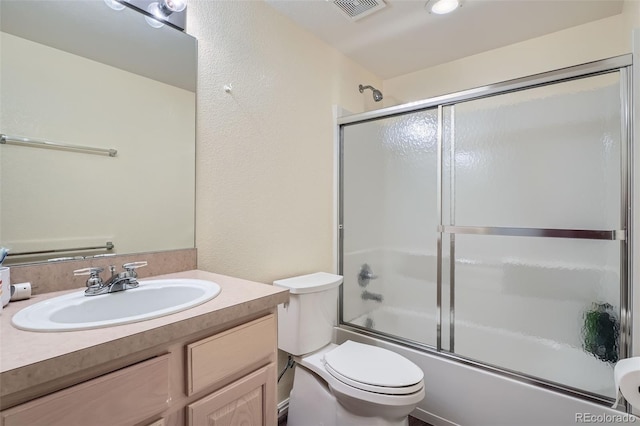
(0, 269, 289, 407)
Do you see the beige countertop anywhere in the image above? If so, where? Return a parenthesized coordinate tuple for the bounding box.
(0, 269, 289, 407)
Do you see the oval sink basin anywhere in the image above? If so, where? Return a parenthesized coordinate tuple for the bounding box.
(12, 279, 221, 332)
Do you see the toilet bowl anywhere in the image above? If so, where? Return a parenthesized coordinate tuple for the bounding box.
(275, 273, 425, 426)
(288, 342, 425, 426)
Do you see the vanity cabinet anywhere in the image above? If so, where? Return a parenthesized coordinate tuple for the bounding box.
(1, 314, 278, 426)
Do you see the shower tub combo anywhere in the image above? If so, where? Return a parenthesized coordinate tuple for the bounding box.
(337, 56, 634, 425)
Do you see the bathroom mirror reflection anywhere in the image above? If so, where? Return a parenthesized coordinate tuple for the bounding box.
(0, 0, 197, 265)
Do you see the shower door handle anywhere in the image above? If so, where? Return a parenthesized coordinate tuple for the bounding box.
(358, 263, 378, 287)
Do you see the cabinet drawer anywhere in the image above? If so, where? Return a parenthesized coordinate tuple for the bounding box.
(187, 314, 275, 395)
(186, 364, 276, 426)
(1, 355, 170, 426)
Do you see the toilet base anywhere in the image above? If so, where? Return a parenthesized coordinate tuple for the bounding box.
(287, 365, 409, 426)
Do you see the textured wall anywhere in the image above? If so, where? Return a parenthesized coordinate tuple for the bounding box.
(187, 1, 380, 284)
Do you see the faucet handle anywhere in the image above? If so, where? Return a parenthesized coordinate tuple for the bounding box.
(73, 267, 104, 289)
(123, 261, 147, 271)
(123, 261, 147, 279)
(73, 267, 104, 276)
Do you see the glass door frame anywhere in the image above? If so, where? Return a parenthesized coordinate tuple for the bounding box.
(337, 54, 633, 407)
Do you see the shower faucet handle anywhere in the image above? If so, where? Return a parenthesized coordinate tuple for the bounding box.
(358, 263, 378, 287)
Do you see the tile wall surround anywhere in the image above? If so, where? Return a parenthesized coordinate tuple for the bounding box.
(6, 248, 197, 295)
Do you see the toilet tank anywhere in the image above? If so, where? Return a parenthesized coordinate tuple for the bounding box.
(274, 272, 343, 356)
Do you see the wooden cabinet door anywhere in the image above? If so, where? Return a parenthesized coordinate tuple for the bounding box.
(186, 364, 276, 426)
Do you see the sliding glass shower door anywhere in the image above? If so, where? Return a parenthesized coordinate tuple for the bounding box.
(441, 72, 623, 398)
(341, 109, 439, 347)
(340, 58, 631, 402)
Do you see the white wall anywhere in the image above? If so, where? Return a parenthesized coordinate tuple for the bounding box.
(383, 0, 640, 105)
(0, 33, 195, 257)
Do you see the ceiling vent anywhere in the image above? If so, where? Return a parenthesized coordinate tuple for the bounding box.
(333, 0, 387, 22)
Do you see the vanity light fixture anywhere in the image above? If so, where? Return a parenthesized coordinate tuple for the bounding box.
(104, 0, 126, 11)
(145, 0, 187, 29)
(425, 0, 460, 15)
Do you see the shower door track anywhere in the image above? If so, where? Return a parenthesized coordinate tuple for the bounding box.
(337, 53, 634, 409)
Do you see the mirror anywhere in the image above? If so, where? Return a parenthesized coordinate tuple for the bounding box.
(0, 0, 197, 265)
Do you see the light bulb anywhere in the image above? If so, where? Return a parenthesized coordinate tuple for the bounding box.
(104, 0, 125, 11)
(429, 0, 459, 15)
(145, 2, 165, 28)
(163, 0, 187, 13)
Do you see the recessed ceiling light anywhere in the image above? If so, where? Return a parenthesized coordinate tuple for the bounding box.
(426, 0, 460, 15)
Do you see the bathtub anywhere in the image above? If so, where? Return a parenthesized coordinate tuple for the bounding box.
(339, 306, 629, 426)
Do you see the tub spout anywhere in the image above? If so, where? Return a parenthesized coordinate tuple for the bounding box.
(361, 290, 383, 302)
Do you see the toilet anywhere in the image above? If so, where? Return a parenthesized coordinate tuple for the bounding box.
(275, 272, 425, 426)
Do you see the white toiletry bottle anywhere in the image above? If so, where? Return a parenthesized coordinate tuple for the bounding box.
(0, 266, 10, 307)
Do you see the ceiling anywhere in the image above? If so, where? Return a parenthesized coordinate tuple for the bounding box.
(265, 0, 624, 79)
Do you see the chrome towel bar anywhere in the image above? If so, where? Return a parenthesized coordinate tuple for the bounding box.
(0, 133, 117, 157)
(8, 242, 115, 257)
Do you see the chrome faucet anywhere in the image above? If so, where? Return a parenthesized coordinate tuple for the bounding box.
(361, 290, 383, 302)
(74, 261, 147, 296)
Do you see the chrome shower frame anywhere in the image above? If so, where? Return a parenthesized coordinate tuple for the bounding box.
(338, 54, 634, 409)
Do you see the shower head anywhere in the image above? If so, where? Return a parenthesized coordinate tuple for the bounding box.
(359, 84, 383, 102)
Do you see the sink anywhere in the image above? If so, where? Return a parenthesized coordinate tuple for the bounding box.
(11, 279, 221, 332)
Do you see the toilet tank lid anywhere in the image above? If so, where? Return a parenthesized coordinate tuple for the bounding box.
(273, 272, 343, 294)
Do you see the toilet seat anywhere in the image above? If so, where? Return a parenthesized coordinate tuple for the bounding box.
(323, 340, 424, 395)
(294, 342, 425, 407)
(297, 342, 425, 408)
(325, 364, 424, 395)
